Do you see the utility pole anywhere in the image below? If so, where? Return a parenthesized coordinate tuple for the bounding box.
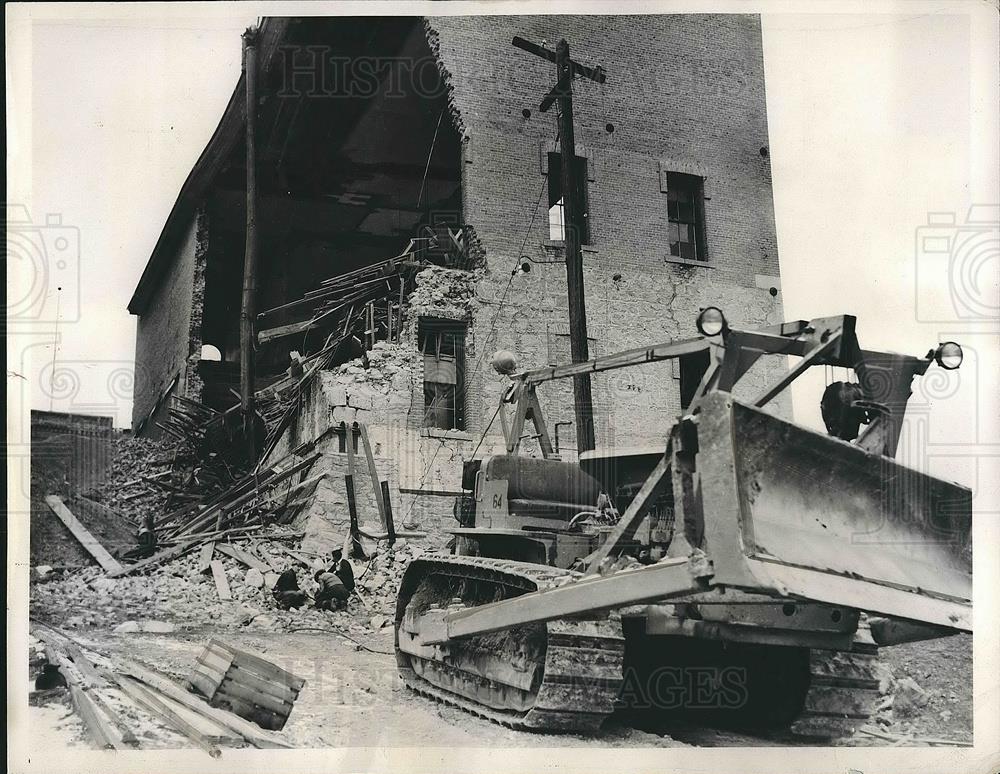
(512, 36, 605, 453)
(240, 27, 259, 455)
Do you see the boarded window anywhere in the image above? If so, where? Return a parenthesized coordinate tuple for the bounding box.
(547, 152, 591, 244)
(665, 172, 707, 261)
(419, 319, 466, 430)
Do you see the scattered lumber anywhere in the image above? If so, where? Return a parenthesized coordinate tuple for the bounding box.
(107, 539, 199, 579)
(187, 639, 306, 731)
(113, 674, 222, 758)
(44, 495, 124, 575)
(119, 659, 293, 749)
(32, 624, 135, 749)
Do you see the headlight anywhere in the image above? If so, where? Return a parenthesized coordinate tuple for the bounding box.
(696, 307, 727, 337)
(934, 341, 963, 370)
(491, 350, 518, 375)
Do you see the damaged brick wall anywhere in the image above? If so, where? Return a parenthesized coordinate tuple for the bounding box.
(425, 14, 787, 454)
(269, 266, 480, 546)
(183, 207, 210, 405)
(132, 210, 208, 433)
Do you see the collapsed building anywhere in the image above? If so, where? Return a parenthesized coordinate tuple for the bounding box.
(127, 15, 785, 550)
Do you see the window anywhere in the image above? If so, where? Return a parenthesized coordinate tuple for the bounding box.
(419, 319, 466, 430)
(547, 152, 591, 244)
(665, 172, 707, 261)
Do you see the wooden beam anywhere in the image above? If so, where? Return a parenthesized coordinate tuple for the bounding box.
(198, 542, 216, 575)
(215, 543, 270, 573)
(257, 318, 312, 345)
(118, 659, 292, 749)
(113, 674, 222, 758)
(511, 36, 606, 83)
(70, 686, 117, 749)
(380, 480, 397, 546)
(357, 424, 387, 529)
(44, 495, 124, 574)
(107, 539, 198, 578)
(344, 474, 364, 558)
(210, 560, 232, 601)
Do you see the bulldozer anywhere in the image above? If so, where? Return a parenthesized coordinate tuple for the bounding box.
(394, 310, 972, 738)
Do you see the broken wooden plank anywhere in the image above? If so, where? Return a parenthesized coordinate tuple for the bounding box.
(210, 561, 232, 601)
(89, 689, 141, 747)
(44, 495, 124, 574)
(113, 674, 222, 758)
(70, 685, 117, 749)
(119, 659, 292, 749)
(107, 539, 198, 578)
(214, 543, 270, 573)
(257, 318, 313, 345)
(197, 542, 216, 575)
(281, 547, 316, 568)
(357, 424, 387, 530)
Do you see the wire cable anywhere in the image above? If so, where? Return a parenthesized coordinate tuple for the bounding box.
(286, 626, 395, 655)
(400, 141, 556, 516)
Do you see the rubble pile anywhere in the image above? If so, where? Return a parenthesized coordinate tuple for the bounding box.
(85, 433, 176, 524)
(321, 339, 420, 406)
(30, 535, 432, 638)
(406, 265, 478, 319)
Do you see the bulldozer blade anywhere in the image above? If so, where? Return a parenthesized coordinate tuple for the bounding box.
(698, 396, 971, 629)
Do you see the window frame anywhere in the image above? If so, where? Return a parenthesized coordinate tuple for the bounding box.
(664, 171, 709, 263)
(418, 318, 467, 431)
(546, 151, 592, 246)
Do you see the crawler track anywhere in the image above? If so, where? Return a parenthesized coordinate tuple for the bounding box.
(395, 555, 879, 739)
(791, 644, 881, 738)
(395, 555, 625, 733)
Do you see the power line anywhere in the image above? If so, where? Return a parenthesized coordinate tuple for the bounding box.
(400, 132, 556, 517)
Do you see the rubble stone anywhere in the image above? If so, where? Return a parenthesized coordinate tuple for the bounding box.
(244, 568, 264, 588)
(893, 677, 930, 716)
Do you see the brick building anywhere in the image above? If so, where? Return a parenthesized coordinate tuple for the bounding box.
(128, 15, 785, 545)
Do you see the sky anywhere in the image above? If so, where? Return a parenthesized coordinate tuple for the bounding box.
(7, 2, 999, 495)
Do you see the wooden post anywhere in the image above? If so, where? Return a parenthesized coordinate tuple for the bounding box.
(511, 35, 605, 454)
(357, 423, 387, 529)
(555, 39, 595, 454)
(344, 474, 365, 558)
(381, 480, 397, 547)
(239, 27, 259, 453)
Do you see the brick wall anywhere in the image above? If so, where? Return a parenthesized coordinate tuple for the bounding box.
(132, 212, 204, 432)
(135, 15, 789, 542)
(426, 14, 786, 455)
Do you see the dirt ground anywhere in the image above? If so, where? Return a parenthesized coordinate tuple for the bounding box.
(25, 618, 973, 751)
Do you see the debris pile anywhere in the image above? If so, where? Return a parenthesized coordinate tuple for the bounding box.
(29, 622, 296, 753)
(406, 264, 478, 320)
(30, 533, 429, 637)
(84, 433, 176, 525)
